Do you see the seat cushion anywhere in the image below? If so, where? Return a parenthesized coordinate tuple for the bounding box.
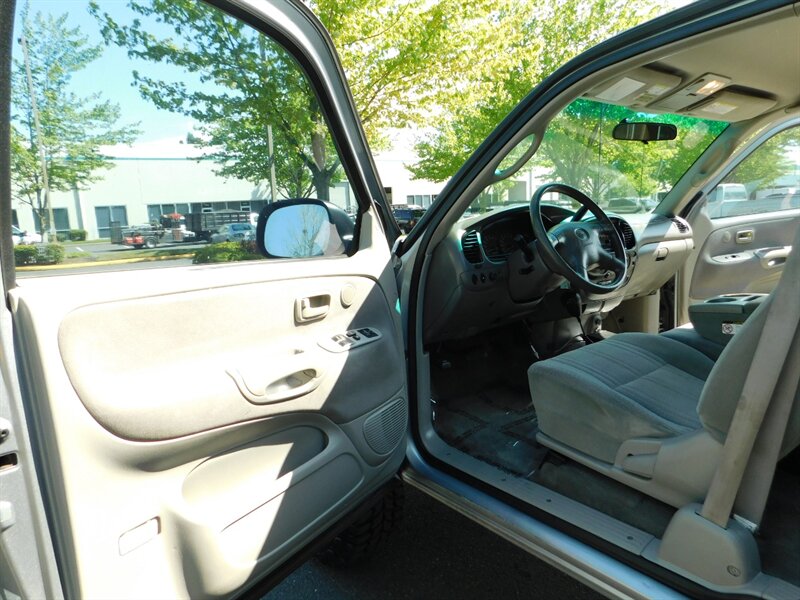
(529, 333, 716, 463)
(661, 325, 726, 361)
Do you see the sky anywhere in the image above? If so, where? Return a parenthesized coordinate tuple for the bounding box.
(12, 0, 198, 144)
(11, 0, 699, 150)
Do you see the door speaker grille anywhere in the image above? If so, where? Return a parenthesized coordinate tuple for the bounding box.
(363, 398, 407, 455)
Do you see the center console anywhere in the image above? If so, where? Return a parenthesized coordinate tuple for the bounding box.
(689, 293, 767, 346)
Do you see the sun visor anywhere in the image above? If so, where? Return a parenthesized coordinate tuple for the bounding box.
(584, 68, 682, 107)
(681, 90, 777, 121)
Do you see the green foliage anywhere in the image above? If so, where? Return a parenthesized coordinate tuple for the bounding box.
(723, 127, 800, 188)
(91, 0, 575, 197)
(13, 245, 38, 266)
(68, 229, 88, 241)
(536, 99, 727, 199)
(410, 0, 661, 182)
(90, 0, 341, 200)
(14, 243, 65, 266)
(39, 243, 65, 264)
(10, 3, 140, 234)
(192, 241, 261, 264)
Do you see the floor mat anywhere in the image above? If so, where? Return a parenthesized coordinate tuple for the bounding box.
(433, 384, 548, 477)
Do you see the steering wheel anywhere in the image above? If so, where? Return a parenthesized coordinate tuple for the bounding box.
(529, 183, 627, 294)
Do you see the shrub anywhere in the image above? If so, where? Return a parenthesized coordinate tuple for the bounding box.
(14, 243, 65, 266)
(56, 233, 69, 242)
(38, 244, 65, 264)
(192, 240, 261, 264)
(14, 245, 38, 266)
(69, 229, 87, 241)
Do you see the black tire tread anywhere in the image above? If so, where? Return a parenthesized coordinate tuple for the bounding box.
(316, 480, 404, 568)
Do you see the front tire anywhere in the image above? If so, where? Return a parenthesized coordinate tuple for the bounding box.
(144, 237, 158, 249)
(316, 479, 404, 568)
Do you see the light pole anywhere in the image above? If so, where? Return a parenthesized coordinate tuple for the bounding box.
(267, 124, 277, 203)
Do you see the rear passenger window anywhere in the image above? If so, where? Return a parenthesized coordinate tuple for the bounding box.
(11, 0, 356, 275)
(707, 127, 800, 218)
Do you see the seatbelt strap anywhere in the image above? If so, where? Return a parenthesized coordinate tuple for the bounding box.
(700, 225, 800, 529)
(733, 329, 800, 529)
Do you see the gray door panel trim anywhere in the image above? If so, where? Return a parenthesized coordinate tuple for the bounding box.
(8, 212, 408, 597)
(0, 309, 64, 600)
(689, 214, 799, 300)
(50, 276, 403, 440)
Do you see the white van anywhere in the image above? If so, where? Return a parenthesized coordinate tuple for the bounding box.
(709, 182, 748, 203)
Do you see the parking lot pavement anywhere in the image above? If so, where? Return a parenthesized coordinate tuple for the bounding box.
(267, 485, 604, 600)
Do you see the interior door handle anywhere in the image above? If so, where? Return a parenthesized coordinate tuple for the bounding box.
(295, 294, 330, 323)
(226, 365, 324, 404)
(756, 246, 791, 269)
(735, 229, 754, 244)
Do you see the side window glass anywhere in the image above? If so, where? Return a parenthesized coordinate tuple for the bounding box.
(707, 127, 800, 218)
(11, 1, 356, 274)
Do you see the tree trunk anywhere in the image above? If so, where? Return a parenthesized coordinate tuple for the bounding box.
(312, 169, 330, 202)
(310, 129, 330, 201)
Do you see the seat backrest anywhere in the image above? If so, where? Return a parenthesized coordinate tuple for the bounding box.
(697, 222, 800, 457)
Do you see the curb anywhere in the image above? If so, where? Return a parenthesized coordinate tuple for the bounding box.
(16, 253, 195, 271)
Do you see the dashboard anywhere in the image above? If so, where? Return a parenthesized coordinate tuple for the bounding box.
(422, 204, 694, 343)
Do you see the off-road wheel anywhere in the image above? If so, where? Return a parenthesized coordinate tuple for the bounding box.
(316, 478, 404, 568)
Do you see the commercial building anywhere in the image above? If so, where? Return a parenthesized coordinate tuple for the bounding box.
(10, 134, 446, 240)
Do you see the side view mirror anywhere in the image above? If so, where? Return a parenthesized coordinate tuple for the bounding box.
(256, 198, 354, 258)
(612, 120, 677, 143)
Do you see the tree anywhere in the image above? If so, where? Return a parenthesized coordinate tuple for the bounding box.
(91, 0, 560, 201)
(11, 6, 139, 235)
(723, 127, 800, 189)
(410, 0, 661, 182)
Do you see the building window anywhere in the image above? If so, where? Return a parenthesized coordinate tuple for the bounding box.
(11, 209, 18, 227)
(147, 204, 162, 222)
(33, 207, 70, 233)
(406, 194, 436, 207)
(95, 205, 128, 238)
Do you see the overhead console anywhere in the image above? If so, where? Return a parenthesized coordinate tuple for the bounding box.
(647, 74, 776, 121)
(585, 66, 777, 122)
(585, 67, 682, 108)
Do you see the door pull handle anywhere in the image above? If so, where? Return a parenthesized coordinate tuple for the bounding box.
(295, 294, 330, 323)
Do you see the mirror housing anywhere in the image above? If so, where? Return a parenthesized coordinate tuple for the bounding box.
(256, 198, 354, 258)
(612, 121, 677, 143)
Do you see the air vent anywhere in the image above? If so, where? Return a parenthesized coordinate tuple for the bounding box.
(672, 218, 690, 234)
(611, 218, 636, 250)
(485, 250, 511, 262)
(461, 230, 483, 264)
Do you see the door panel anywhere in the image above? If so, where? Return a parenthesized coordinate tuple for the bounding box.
(679, 124, 800, 321)
(9, 212, 407, 598)
(688, 211, 798, 300)
(55, 275, 403, 439)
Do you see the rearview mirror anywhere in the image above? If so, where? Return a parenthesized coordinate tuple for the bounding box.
(612, 121, 677, 143)
(256, 199, 353, 258)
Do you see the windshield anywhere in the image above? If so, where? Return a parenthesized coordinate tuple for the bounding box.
(466, 98, 728, 217)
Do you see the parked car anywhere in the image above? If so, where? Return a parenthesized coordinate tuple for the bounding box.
(392, 205, 426, 233)
(3, 2, 799, 600)
(11, 225, 42, 245)
(210, 222, 255, 243)
(606, 196, 653, 213)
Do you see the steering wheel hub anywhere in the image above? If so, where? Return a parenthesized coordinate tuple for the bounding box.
(530, 183, 627, 294)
